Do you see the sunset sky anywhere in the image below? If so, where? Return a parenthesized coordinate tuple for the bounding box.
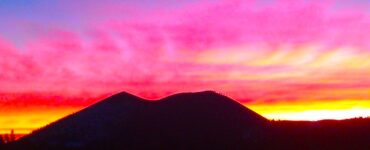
(0, 0, 369, 134)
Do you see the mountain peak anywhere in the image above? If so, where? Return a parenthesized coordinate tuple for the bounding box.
(96, 91, 144, 105)
(111, 91, 142, 100)
(163, 90, 222, 99)
(192, 90, 226, 97)
(195, 90, 219, 94)
(11, 91, 268, 150)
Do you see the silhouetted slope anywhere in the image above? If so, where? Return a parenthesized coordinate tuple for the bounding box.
(6, 91, 370, 150)
(7, 91, 269, 150)
(13, 92, 146, 148)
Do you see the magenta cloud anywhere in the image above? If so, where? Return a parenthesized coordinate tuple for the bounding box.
(0, 0, 369, 101)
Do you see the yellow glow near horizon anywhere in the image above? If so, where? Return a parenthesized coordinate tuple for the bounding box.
(0, 107, 80, 134)
(261, 109, 370, 121)
(248, 100, 370, 121)
(2, 99, 370, 135)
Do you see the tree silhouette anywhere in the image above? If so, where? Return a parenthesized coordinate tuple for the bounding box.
(10, 129, 16, 142)
(2, 129, 16, 143)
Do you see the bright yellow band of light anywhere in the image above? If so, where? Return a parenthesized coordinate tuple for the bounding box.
(248, 100, 370, 121)
(0, 107, 80, 134)
(1, 100, 369, 134)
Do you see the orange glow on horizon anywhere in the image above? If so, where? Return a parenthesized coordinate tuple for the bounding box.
(248, 100, 370, 121)
(1, 99, 370, 134)
(0, 107, 81, 134)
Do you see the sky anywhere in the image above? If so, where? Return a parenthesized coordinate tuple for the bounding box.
(0, 0, 369, 134)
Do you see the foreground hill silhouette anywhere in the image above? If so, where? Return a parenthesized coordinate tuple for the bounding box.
(5, 91, 370, 150)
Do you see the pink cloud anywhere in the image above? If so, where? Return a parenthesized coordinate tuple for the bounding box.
(0, 0, 369, 104)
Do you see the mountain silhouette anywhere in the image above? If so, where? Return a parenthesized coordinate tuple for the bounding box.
(5, 91, 370, 150)
(6, 91, 269, 150)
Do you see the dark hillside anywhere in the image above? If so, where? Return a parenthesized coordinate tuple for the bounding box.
(6, 91, 269, 150)
(5, 91, 370, 150)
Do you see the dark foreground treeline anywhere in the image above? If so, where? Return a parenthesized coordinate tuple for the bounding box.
(0, 118, 370, 150)
(267, 118, 370, 150)
(2, 92, 370, 150)
(3, 118, 369, 150)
